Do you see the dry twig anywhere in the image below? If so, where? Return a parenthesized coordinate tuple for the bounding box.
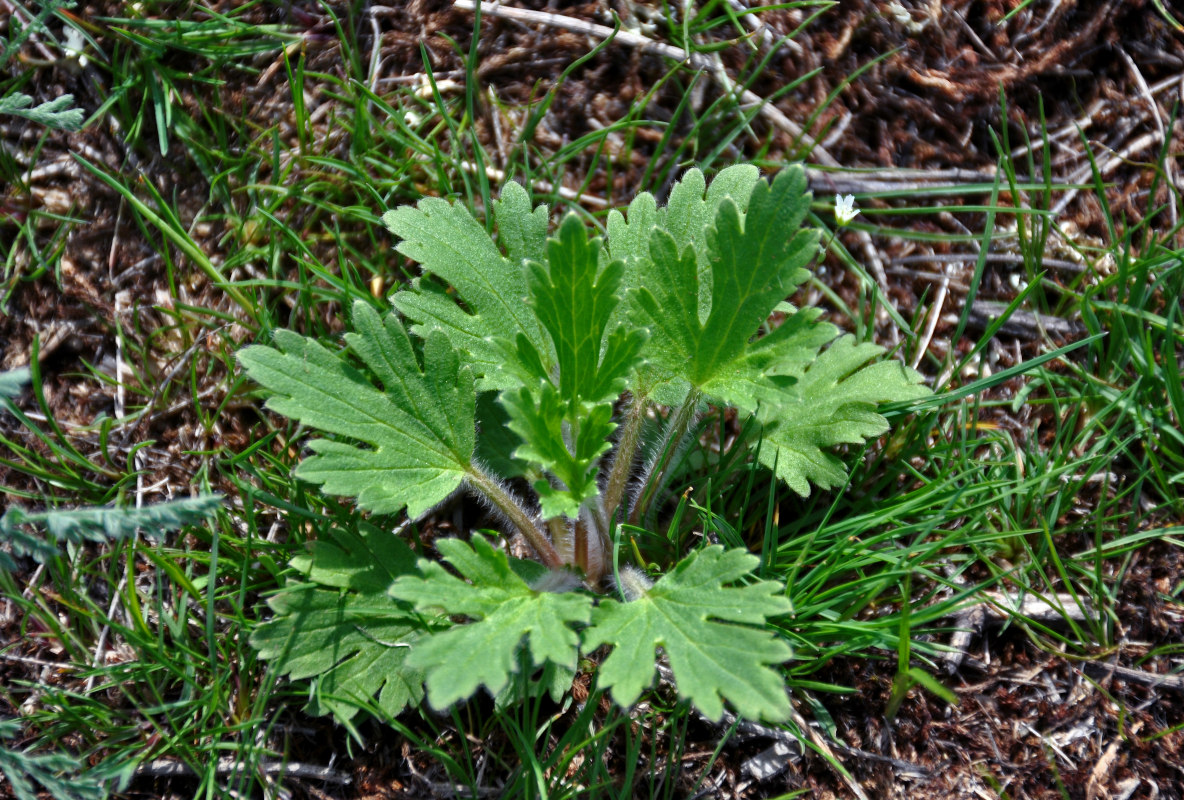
(452, 0, 837, 165)
(135, 757, 351, 785)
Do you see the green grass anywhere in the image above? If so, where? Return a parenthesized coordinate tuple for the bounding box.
(1, 0, 1181, 797)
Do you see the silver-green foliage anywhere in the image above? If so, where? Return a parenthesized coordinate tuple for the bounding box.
(0, 93, 84, 132)
(0, 496, 223, 571)
(0, 367, 222, 571)
(0, 719, 105, 800)
(241, 165, 928, 723)
(0, 367, 30, 400)
(1, 1, 85, 132)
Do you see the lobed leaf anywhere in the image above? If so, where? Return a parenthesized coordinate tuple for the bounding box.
(389, 535, 592, 709)
(251, 524, 425, 723)
(757, 335, 931, 495)
(291, 520, 419, 593)
(0, 718, 105, 800)
(525, 213, 644, 406)
(251, 523, 424, 723)
(700, 307, 836, 412)
(237, 300, 476, 519)
(252, 585, 424, 722)
(0, 93, 85, 132)
(605, 164, 760, 277)
(607, 166, 761, 394)
(1, 495, 223, 571)
(385, 183, 550, 390)
(699, 167, 817, 367)
(633, 166, 818, 388)
(663, 164, 762, 276)
(584, 546, 793, 722)
(501, 383, 617, 519)
(500, 212, 644, 517)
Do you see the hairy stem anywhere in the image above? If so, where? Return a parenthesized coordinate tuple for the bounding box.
(574, 505, 607, 584)
(549, 516, 573, 564)
(601, 393, 648, 526)
(574, 513, 589, 580)
(466, 466, 562, 568)
(629, 389, 701, 527)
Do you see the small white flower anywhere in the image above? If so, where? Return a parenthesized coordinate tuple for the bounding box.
(835, 194, 858, 226)
(62, 26, 89, 69)
(888, 1, 912, 27)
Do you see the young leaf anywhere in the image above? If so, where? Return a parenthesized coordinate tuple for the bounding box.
(250, 522, 425, 723)
(385, 183, 550, 390)
(501, 384, 616, 518)
(634, 166, 819, 388)
(389, 535, 592, 710)
(237, 300, 476, 519)
(584, 546, 792, 722)
(500, 208, 648, 518)
(525, 213, 644, 405)
(757, 335, 931, 495)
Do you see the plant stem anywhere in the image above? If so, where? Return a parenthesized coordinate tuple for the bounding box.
(629, 389, 701, 527)
(574, 505, 607, 583)
(574, 513, 589, 578)
(466, 466, 562, 568)
(601, 392, 649, 527)
(550, 516, 573, 564)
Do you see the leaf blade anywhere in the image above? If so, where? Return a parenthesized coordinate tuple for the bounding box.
(634, 166, 819, 388)
(501, 384, 616, 518)
(389, 535, 592, 709)
(757, 336, 931, 496)
(527, 214, 639, 405)
(385, 187, 549, 391)
(584, 546, 792, 722)
(237, 300, 475, 519)
(250, 524, 425, 723)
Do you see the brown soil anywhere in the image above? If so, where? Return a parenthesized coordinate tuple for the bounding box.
(2, 1, 1183, 798)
